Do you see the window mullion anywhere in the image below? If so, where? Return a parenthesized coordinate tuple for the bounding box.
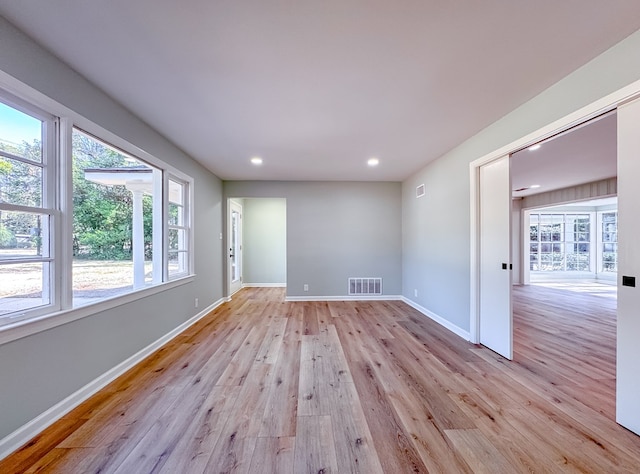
(57, 118, 73, 310)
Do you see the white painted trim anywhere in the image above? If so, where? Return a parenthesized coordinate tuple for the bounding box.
(0, 276, 195, 345)
(401, 297, 471, 341)
(243, 283, 287, 288)
(469, 78, 640, 348)
(0, 296, 226, 462)
(285, 295, 403, 302)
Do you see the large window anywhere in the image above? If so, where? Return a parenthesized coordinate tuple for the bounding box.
(72, 129, 163, 306)
(0, 90, 192, 329)
(0, 98, 55, 319)
(529, 213, 590, 271)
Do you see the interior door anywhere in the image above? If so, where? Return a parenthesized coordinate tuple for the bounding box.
(616, 98, 640, 435)
(479, 155, 513, 359)
(228, 200, 243, 295)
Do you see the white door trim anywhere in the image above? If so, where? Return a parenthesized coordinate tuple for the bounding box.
(470, 78, 640, 345)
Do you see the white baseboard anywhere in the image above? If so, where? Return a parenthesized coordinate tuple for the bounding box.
(285, 295, 403, 302)
(0, 297, 227, 462)
(243, 283, 287, 288)
(400, 296, 471, 341)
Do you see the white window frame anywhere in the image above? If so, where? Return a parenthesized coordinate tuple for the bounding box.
(0, 76, 195, 344)
(597, 210, 618, 274)
(528, 212, 592, 273)
(165, 173, 193, 281)
(0, 92, 58, 323)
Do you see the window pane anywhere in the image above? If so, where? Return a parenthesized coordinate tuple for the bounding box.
(0, 211, 49, 259)
(0, 159, 42, 207)
(169, 179, 184, 206)
(168, 250, 188, 277)
(168, 202, 183, 226)
(169, 227, 188, 277)
(72, 129, 159, 305)
(0, 101, 42, 163)
(0, 262, 50, 317)
(530, 253, 539, 271)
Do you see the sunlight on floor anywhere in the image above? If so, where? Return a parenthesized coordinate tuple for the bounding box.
(531, 279, 617, 299)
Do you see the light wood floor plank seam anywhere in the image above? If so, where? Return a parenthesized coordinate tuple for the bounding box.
(2, 285, 639, 473)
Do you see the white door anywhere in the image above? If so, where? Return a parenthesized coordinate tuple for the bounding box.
(228, 200, 243, 296)
(479, 155, 513, 359)
(616, 98, 640, 435)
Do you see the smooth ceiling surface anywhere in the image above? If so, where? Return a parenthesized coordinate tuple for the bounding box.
(511, 113, 617, 198)
(1, 1, 639, 181)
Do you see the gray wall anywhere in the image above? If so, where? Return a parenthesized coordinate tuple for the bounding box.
(0, 17, 224, 440)
(243, 198, 287, 285)
(224, 181, 402, 297)
(402, 29, 640, 332)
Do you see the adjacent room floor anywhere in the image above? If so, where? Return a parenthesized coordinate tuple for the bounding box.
(1, 286, 638, 473)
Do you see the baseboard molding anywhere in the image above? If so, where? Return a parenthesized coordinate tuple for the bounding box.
(285, 295, 403, 302)
(400, 296, 471, 341)
(243, 283, 287, 288)
(0, 297, 227, 462)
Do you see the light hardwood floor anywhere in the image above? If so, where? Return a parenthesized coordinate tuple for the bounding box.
(2, 286, 639, 473)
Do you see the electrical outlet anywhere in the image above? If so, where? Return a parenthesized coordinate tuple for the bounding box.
(303, 284, 309, 292)
(195, 298, 199, 308)
(414, 289, 418, 297)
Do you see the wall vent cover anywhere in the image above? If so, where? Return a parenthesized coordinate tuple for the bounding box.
(416, 184, 425, 198)
(348, 277, 382, 296)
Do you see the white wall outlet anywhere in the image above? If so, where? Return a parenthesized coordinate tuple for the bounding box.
(414, 289, 418, 297)
(195, 298, 199, 308)
(303, 284, 309, 292)
(219, 233, 223, 240)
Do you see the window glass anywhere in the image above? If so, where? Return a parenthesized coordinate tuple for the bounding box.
(0, 211, 49, 259)
(72, 129, 159, 307)
(0, 262, 50, 316)
(0, 101, 42, 163)
(602, 212, 618, 272)
(168, 178, 189, 278)
(0, 98, 51, 322)
(529, 213, 590, 272)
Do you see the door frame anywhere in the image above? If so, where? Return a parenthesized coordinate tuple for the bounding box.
(469, 79, 640, 346)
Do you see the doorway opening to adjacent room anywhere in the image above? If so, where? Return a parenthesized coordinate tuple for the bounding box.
(471, 84, 640, 434)
(226, 198, 287, 298)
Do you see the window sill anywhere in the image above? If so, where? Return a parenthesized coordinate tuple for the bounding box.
(0, 275, 195, 345)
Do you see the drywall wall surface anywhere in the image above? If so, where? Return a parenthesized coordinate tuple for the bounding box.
(224, 181, 402, 297)
(243, 199, 287, 285)
(402, 28, 640, 332)
(0, 17, 223, 440)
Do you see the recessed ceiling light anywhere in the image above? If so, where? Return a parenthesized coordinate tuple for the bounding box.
(250, 156, 263, 165)
(367, 157, 379, 166)
(530, 184, 541, 189)
(528, 144, 541, 151)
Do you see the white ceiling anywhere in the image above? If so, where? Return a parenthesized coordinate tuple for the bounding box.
(511, 112, 617, 197)
(1, 1, 640, 181)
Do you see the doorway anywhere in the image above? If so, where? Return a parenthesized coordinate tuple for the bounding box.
(226, 197, 287, 297)
(228, 199, 243, 296)
(471, 86, 640, 435)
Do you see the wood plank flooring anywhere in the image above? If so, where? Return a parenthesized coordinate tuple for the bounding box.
(2, 286, 640, 473)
